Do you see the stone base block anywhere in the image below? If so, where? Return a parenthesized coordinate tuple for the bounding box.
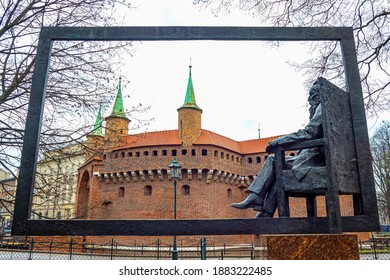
(264, 234, 359, 260)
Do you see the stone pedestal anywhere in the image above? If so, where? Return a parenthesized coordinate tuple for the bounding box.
(261, 234, 359, 260)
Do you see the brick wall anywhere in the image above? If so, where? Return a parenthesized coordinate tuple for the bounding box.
(76, 141, 360, 245)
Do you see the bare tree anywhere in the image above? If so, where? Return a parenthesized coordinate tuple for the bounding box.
(0, 1, 153, 218)
(194, 0, 390, 116)
(371, 121, 390, 224)
(0, 1, 151, 171)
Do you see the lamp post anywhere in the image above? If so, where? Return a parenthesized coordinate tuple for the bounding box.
(169, 159, 181, 260)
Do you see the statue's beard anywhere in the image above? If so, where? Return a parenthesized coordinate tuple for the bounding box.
(309, 103, 319, 119)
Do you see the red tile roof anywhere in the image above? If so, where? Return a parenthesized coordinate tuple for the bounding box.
(239, 138, 279, 154)
(195, 130, 280, 154)
(114, 130, 181, 151)
(194, 130, 241, 152)
(114, 129, 281, 155)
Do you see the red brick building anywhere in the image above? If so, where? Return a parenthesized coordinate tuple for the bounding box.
(75, 66, 355, 245)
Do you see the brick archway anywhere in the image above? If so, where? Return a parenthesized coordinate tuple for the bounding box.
(76, 171, 90, 219)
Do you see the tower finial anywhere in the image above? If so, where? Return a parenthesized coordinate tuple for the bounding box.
(110, 77, 126, 118)
(89, 103, 103, 136)
(178, 63, 201, 112)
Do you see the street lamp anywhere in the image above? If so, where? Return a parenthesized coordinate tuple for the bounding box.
(169, 159, 181, 260)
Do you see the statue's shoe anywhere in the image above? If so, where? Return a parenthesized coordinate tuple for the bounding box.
(255, 211, 272, 218)
(231, 193, 263, 211)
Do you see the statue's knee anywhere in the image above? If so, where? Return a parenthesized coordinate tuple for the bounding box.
(265, 156, 274, 162)
(264, 156, 275, 167)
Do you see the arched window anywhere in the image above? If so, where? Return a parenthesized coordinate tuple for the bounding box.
(115, 153, 119, 158)
(226, 154, 230, 160)
(202, 149, 208, 156)
(121, 152, 125, 158)
(256, 156, 261, 163)
(118, 187, 125, 197)
(136, 152, 140, 157)
(221, 152, 225, 159)
(153, 150, 158, 156)
(191, 149, 196, 156)
(128, 152, 133, 157)
(227, 188, 233, 198)
(214, 150, 218, 157)
(143, 151, 149, 156)
(65, 209, 70, 219)
(172, 149, 177, 156)
(182, 149, 187, 155)
(248, 157, 253, 164)
(144, 186, 152, 196)
(162, 150, 167, 156)
(181, 185, 190, 196)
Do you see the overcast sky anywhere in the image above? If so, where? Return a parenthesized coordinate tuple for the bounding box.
(110, 0, 387, 140)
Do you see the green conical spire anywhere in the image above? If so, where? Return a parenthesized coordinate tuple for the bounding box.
(110, 77, 126, 118)
(178, 65, 202, 111)
(89, 103, 103, 136)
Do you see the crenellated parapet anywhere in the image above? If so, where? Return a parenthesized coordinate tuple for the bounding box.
(101, 144, 275, 179)
(93, 168, 252, 187)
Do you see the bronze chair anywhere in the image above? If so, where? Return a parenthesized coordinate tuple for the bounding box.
(272, 78, 363, 229)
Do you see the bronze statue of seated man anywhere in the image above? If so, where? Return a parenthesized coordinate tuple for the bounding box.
(232, 79, 326, 217)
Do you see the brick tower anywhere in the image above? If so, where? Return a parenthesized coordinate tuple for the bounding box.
(177, 65, 202, 146)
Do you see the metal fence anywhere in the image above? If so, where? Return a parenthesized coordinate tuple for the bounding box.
(0, 238, 266, 260)
(358, 237, 390, 260)
(1, 237, 389, 260)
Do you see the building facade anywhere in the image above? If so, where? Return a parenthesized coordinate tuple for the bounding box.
(0, 169, 16, 228)
(32, 143, 85, 220)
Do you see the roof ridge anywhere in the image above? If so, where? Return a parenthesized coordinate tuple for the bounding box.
(239, 135, 285, 143)
(201, 129, 283, 143)
(201, 129, 239, 142)
(123, 129, 178, 137)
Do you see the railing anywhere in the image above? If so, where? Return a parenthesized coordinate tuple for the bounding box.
(0, 238, 266, 260)
(1, 237, 389, 260)
(359, 235, 390, 260)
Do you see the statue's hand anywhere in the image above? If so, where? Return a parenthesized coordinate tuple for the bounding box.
(266, 139, 279, 153)
(266, 135, 293, 153)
